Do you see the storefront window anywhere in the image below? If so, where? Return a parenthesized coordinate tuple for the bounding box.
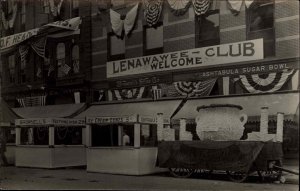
(143, 23, 163, 55)
(195, 10, 220, 48)
(140, 124, 157, 147)
(108, 33, 125, 61)
(56, 43, 71, 78)
(246, 0, 275, 57)
(72, 0, 79, 17)
(55, 126, 82, 145)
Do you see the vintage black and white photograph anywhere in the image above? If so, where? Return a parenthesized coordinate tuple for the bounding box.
(0, 0, 299, 190)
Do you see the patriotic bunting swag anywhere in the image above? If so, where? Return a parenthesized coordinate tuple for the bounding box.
(110, 3, 139, 37)
(192, 0, 211, 16)
(19, 45, 29, 69)
(167, 0, 191, 16)
(239, 70, 295, 93)
(111, 87, 145, 100)
(227, 0, 254, 15)
(31, 37, 47, 58)
(1, 0, 18, 30)
(174, 78, 217, 97)
(143, 0, 163, 27)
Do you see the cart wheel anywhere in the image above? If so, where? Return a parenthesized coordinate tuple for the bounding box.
(169, 168, 194, 178)
(226, 171, 249, 183)
(258, 161, 283, 182)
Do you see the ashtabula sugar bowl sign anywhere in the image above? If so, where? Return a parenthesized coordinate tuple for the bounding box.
(107, 39, 264, 78)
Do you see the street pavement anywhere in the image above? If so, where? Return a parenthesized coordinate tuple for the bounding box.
(0, 160, 298, 190)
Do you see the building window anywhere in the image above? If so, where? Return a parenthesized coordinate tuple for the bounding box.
(195, 10, 220, 48)
(72, 0, 79, 17)
(8, 55, 16, 83)
(246, 0, 275, 57)
(72, 45, 80, 73)
(143, 22, 163, 55)
(56, 43, 70, 78)
(107, 32, 125, 61)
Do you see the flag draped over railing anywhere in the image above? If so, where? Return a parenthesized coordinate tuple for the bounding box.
(111, 87, 145, 100)
(192, 0, 211, 15)
(17, 96, 47, 107)
(143, 0, 163, 27)
(152, 88, 162, 100)
(239, 70, 295, 93)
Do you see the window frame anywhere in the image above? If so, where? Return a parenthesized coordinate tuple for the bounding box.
(143, 22, 164, 56)
(107, 32, 126, 61)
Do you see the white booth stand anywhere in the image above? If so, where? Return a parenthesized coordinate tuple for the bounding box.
(15, 118, 86, 168)
(85, 114, 169, 175)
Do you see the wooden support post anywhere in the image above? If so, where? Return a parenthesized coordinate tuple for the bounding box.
(134, 123, 141, 148)
(85, 124, 92, 147)
(16, 128, 21, 145)
(49, 126, 55, 146)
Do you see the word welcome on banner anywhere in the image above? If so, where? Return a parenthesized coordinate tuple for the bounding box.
(0, 28, 39, 50)
(15, 118, 85, 126)
(107, 39, 264, 78)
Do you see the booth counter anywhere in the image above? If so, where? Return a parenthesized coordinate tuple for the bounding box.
(15, 118, 86, 168)
(85, 114, 169, 175)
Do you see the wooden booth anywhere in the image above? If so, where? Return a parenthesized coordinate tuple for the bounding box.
(85, 114, 171, 175)
(15, 118, 86, 168)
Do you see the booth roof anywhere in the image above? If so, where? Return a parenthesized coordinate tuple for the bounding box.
(0, 99, 20, 125)
(75, 92, 299, 120)
(12, 103, 86, 119)
(75, 100, 181, 119)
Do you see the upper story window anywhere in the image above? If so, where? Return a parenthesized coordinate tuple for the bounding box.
(72, 45, 80, 73)
(56, 43, 69, 78)
(195, 10, 220, 48)
(246, 0, 275, 57)
(108, 33, 125, 61)
(143, 22, 163, 56)
(8, 55, 16, 83)
(71, 0, 79, 17)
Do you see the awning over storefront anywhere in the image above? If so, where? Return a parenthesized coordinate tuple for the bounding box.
(75, 100, 181, 119)
(12, 103, 86, 119)
(0, 99, 20, 126)
(76, 93, 298, 123)
(174, 92, 299, 119)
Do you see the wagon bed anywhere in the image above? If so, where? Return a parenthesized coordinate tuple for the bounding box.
(157, 140, 283, 182)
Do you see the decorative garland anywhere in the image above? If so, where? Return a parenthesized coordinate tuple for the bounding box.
(192, 0, 211, 16)
(57, 127, 68, 140)
(37, 127, 47, 141)
(143, 0, 163, 27)
(174, 78, 217, 97)
(31, 37, 47, 58)
(167, 0, 191, 16)
(110, 3, 139, 37)
(112, 87, 145, 100)
(227, 0, 254, 15)
(239, 69, 295, 93)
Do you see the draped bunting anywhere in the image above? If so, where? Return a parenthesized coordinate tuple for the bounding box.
(111, 87, 145, 100)
(192, 0, 211, 15)
(31, 37, 47, 58)
(239, 70, 295, 93)
(167, 0, 191, 16)
(227, 0, 254, 15)
(174, 78, 217, 97)
(49, 0, 64, 17)
(109, 3, 139, 37)
(0, 0, 18, 30)
(19, 45, 29, 69)
(17, 96, 47, 107)
(143, 0, 163, 27)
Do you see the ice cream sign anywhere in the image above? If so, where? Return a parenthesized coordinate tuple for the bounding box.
(107, 39, 264, 78)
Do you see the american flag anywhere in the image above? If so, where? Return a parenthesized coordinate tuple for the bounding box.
(152, 88, 162, 101)
(17, 96, 47, 107)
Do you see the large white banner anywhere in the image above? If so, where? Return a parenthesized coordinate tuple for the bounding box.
(0, 28, 39, 50)
(107, 39, 264, 78)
